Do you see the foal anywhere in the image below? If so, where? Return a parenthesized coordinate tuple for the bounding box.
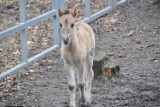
(58, 7, 95, 106)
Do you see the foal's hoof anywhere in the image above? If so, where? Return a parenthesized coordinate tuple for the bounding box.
(80, 103, 91, 107)
(69, 102, 76, 107)
(70, 106, 76, 107)
(80, 101, 91, 107)
(70, 104, 76, 107)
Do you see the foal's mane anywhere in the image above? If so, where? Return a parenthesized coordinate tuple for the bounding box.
(63, 9, 70, 15)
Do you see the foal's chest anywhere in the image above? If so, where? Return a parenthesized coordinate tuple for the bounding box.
(61, 47, 85, 65)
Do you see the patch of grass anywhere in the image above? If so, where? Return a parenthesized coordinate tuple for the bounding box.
(154, 51, 160, 54)
(110, 44, 116, 48)
(4, 37, 18, 50)
(153, 0, 160, 8)
(153, 0, 160, 5)
(146, 32, 154, 37)
(0, 35, 20, 73)
(150, 58, 160, 63)
(6, 43, 15, 49)
(0, 63, 15, 73)
(107, 43, 117, 49)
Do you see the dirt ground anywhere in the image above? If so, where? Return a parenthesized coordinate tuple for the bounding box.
(0, 0, 160, 107)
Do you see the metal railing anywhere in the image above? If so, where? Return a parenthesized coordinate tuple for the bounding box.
(0, 0, 127, 78)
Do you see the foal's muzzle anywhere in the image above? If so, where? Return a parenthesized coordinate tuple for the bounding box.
(62, 37, 69, 45)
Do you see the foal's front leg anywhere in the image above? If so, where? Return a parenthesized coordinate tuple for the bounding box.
(77, 61, 87, 105)
(64, 63, 76, 107)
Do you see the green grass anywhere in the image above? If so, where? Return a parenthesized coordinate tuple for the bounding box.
(153, 0, 160, 5)
(153, 0, 160, 8)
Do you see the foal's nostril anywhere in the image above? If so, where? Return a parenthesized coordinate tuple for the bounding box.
(63, 37, 69, 45)
(63, 40, 68, 45)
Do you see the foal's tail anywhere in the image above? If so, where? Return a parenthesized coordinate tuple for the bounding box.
(90, 27, 95, 55)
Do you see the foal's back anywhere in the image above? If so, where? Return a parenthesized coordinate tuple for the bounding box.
(76, 22, 95, 53)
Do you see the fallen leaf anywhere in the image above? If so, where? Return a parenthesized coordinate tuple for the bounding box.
(27, 41, 34, 46)
(110, 18, 116, 24)
(29, 69, 35, 73)
(127, 30, 134, 36)
(108, 68, 112, 77)
(12, 50, 20, 55)
(0, 48, 2, 52)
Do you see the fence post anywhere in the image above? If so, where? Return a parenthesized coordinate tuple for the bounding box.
(52, 0, 59, 46)
(108, 0, 117, 8)
(52, 0, 64, 47)
(85, 0, 91, 17)
(19, 0, 28, 62)
(59, 0, 64, 9)
(114, 0, 118, 7)
(59, 0, 64, 46)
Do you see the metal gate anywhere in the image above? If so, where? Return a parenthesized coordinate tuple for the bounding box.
(0, 0, 127, 78)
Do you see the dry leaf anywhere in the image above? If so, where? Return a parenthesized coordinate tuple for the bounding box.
(127, 30, 134, 36)
(110, 18, 116, 24)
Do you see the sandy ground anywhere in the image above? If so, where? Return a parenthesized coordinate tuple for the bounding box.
(0, 0, 160, 107)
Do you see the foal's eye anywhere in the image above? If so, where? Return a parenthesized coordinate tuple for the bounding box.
(60, 23, 62, 27)
(71, 23, 74, 28)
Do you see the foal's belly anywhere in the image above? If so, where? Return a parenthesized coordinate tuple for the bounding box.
(63, 56, 83, 66)
(62, 53, 85, 67)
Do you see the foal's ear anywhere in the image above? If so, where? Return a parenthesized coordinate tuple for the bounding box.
(58, 9, 63, 17)
(70, 7, 77, 18)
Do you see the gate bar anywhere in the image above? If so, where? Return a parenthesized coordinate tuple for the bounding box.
(117, 0, 127, 5)
(82, 6, 112, 23)
(0, 45, 58, 78)
(0, 10, 56, 40)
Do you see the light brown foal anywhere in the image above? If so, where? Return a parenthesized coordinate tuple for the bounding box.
(58, 7, 95, 107)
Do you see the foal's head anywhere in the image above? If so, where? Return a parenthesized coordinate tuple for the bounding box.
(58, 8, 77, 45)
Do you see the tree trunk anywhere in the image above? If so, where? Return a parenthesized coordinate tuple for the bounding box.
(93, 52, 120, 79)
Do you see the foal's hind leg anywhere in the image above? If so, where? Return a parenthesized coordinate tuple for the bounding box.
(86, 51, 94, 104)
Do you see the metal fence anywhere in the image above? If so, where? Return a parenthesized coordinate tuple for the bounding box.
(0, 0, 127, 78)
